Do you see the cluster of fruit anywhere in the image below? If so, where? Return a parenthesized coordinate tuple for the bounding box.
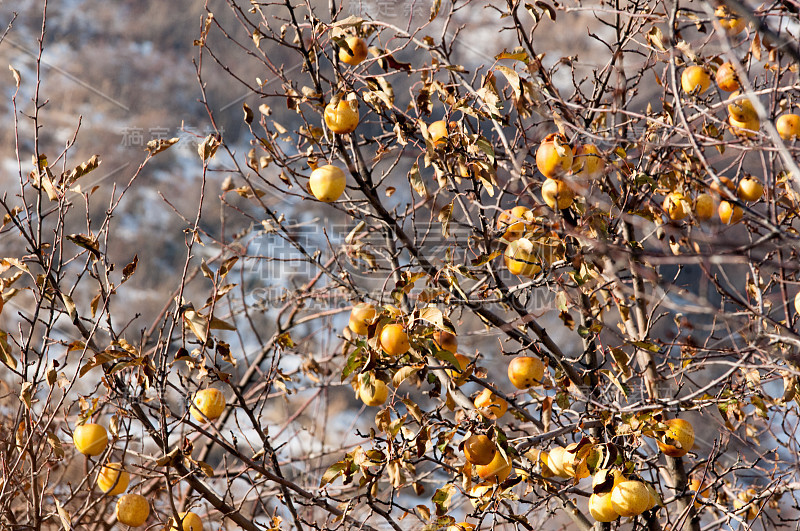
(69, 390, 224, 529)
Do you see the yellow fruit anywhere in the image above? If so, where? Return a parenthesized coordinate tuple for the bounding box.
(656, 418, 695, 458)
(475, 449, 512, 482)
(728, 92, 757, 122)
(663, 192, 688, 221)
(324, 97, 359, 134)
(776, 114, 800, 140)
(348, 303, 376, 335)
(592, 469, 624, 491)
(474, 388, 508, 420)
(463, 434, 497, 466)
(338, 36, 368, 66)
(507, 356, 545, 389)
(715, 62, 740, 92)
(379, 323, 410, 356)
(190, 388, 226, 422)
(541, 178, 575, 210)
(589, 493, 619, 522)
(448, 523, 475, 531)
(610, 480, 652, 517)
(446, 353, 473, 386)
(309, 164, 347, 202)
(734, 489, 759, 520)
(173, 512, 204, 531)
(116, 493, 150, 527)
(72, 423, 108, 456)
(536, 133, 574, 178)
(546, 446, 571, 478)
(729, 114, 760, 137)
(527, 448, 554, 478)
(694, 193, 714, 220)
(572, 144, 604, 178)
(432, 330, 457, 353)
(681, 66, 711, 94)
(469, 484, 493, 510)
(358, 376, 389, 407)
(715, 5, 746, 35)
(737, 175, 764, 202)
(504, 239, 542, 278)
(97, 462, 130, 495)
(561, 444, 590, 479)
(497, 206, 531, 242)
(428, 120, 449, 144)
(718, 201, 743, 225)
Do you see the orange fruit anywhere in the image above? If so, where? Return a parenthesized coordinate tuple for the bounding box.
(694, 193, 714, 220)
(656, 418, 695, 457)
(463, 434, 497, 466)
(309, 164, 347, 202)
(475, 449, 512, 482)
(97, 462, 130, 495)
(776, 114, 800, 140)
(380, 323, 410, 356)
(507, 356, 545, 389)
(681, 66, 710, 94)
(536, 133, 573, 178)
(715, 62, 740, 92)
(689, 478, 712, 509)
(572, 143, 604, 178)
(73, 423, 108, 456)
(541, 178, 575, 210)
(324, 97, 359, 134)
(728, 92, 757, 122)
(473, 389, 508, 420)
(715, 5, 746, 35)
(190, 388, 226, 422)
(709, 176, 735, 196)
(610, 480, 651, 517)
(729, 114, 760, 137)
(737, 175, 764, 202)
(446, 353, 473, 386)
(718, 201, 743, 225)
(497, 206, 531, 242)
(338, 36, 368, 65)
(116, 493, 150, 527)
(663, 192, 688, 221)
(432, 330, 458, 353)
(348, 303, 376, 335)
(172, 511, 204, 531)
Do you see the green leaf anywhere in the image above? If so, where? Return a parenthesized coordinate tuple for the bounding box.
(432, 484, 455, 516)
(320, 460, 349, 487)
(341, 345, 365, 380)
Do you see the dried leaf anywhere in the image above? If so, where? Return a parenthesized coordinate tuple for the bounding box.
(146, 137, 180, 155)
(9, 65, 20, 87)
(198, 134, 221, 161)
(122, 255, 138, 283)
(66, 234, 101, 259)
